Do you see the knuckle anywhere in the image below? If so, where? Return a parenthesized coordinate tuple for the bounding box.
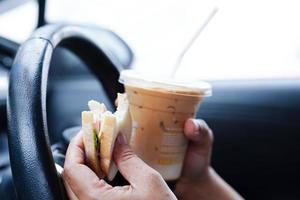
(113, 185, 131, 193)
(86, 180, 109, 200)
(118, 147, 136, 163)
(95, 179, 106, 188)
(146, 169, 163, 184)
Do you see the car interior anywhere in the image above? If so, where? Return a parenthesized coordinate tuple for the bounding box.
(0, 0, 300, 199)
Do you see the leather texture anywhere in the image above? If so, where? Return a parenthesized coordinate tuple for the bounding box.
(7, 24, 131, 200)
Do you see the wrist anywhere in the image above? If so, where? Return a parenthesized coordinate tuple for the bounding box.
(189, 167, 215, 194)
(196, 167, 244, 200)
(195, 166, 216, 187)
(176, 167, 243, 200)
(175, 167, 211, 199)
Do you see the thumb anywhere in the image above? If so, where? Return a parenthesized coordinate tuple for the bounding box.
(184, 118, 213, 155)
(180, 119, 213, 181)
(113, 134, 159, 187)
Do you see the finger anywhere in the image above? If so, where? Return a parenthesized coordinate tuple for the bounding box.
(64, 131, 85, 166)
(113, 133, 160, 187)
(63, 165, 112, 200)
(184, 118, 213, 151)
(181, 119, 213, 180)
(63, 131, 112, 199)
(63, 178, 79, 200)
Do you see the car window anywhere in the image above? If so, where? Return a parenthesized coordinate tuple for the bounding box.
(0, 0, 37, 42)
(1, 0, 300, 80)
(46, 0, 300, 80)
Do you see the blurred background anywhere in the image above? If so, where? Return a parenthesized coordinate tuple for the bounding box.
(1, 0, 300, 80)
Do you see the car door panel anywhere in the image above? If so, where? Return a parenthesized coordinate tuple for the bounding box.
(197, 79, 300, 199)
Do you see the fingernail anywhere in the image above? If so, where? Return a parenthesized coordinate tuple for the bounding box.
(186, 119, 199, 134)
(191, 119, 203, 142)
(117, 133, 127, 145)
(191, 119, 200, 132)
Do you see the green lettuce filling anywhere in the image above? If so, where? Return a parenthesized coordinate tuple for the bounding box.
(93, 129, 100, 151)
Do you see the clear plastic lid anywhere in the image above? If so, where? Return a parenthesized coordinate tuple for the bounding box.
(119, 70, 212, 97)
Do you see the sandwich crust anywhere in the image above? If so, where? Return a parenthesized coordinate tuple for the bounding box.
(82, 111, 104, 178)
(99, 112, 118, 177)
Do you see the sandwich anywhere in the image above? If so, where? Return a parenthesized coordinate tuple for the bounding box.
(81, 93, 132, 181)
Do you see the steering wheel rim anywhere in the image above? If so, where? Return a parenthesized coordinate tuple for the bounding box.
(7, 24, 131, 199)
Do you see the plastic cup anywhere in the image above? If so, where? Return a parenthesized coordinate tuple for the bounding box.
(119, 70, 212, 181)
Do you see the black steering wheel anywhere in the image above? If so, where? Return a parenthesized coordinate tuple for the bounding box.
(7, 24, 133, 200)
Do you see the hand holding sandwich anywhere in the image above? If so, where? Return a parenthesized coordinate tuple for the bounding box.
(63, 131, 176, 200)
(63, 118, 243, 200)
(63, 95, 177, 200)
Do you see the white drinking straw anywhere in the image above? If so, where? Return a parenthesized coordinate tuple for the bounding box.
(171, 7, 218, 77)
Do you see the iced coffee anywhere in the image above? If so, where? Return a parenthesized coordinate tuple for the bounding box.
(119, 70, 212, 181)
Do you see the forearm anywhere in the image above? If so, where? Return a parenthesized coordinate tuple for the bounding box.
(176, 168, 244, 200)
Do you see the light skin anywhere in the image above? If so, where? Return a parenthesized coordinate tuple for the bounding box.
(63, 119, 244, 200)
